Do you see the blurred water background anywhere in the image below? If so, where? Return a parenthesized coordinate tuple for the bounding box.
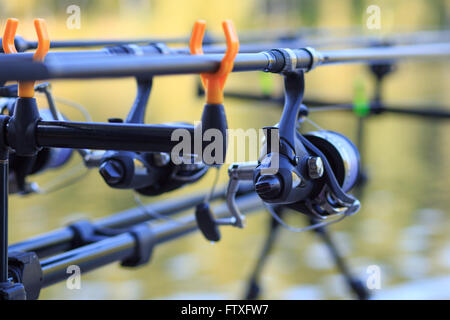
(1, 0, 450, 299)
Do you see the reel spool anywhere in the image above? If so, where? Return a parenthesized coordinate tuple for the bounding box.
(303, 130, 360, 194)
(292, 130, 361, 219)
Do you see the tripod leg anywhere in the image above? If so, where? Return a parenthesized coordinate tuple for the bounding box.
(311, 219, 370, 300)
(243, 206, 283, 300)
(354, 116, 368, 200)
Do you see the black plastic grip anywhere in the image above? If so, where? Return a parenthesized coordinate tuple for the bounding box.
(201, 103, 227, 166)
(7, 97, 41, 156)
(195, 203, 221, 242)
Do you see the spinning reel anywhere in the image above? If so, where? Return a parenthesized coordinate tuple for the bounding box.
(197, 69, 361, 241)
(99, 144, 207, 196)
(97, 77, 208, 195)
(99, 17, 242, 195)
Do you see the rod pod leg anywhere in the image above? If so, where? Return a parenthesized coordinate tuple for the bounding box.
(243, 206, 284, 300)
(311, 219, 369, 300)
(0, 130, 26, 299)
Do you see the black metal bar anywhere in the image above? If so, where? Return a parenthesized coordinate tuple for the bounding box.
(40, 193, 263, 288)
(33, 121, 195, 153)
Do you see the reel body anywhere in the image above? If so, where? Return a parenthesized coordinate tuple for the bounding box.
(212, 69, 361, 241)
(99, 148, 207, 196)
(252, 129, 360, 219)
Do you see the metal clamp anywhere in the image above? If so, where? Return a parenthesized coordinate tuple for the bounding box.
(302, 47, 324, 71)
(270, 48, 298, 74)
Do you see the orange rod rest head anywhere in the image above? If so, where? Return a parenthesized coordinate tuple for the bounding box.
(33, 19, 50, 62)
(2, 18, 19, 54)
(189, 20, 207, 88)
(2, 18, 50, 98)
(189, 20, 206, 56)
(189, 19, 239, 104)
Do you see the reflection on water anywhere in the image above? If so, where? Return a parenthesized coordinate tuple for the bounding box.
(4, 0, 450, 299)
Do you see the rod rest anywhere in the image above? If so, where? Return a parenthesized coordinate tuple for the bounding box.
(6, 97, 41, 156)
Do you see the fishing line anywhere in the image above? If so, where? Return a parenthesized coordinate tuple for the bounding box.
(133, 192, 188, 226)
(264, 203, 349, 233)
(203, 166, 221, 204)
(308, 104, 353, 112)
(171, 165, 209, 182)
(53, 96, 93, 122)
(303, 117, 324, 131)
(35, 163, 91, 194)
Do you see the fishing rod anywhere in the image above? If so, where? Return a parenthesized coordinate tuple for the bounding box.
(2, 28, 449, 52)
(7, 183, 367, 300)
(1, 20, 367, 300)
(1, 28, 449, 82)
(0, 17, 239, 299)
(0, 26, 327, 52)
(228, 55, 447, 301)
(8, 183, 254, 258)
(195, 36, 449, 300)
(1, 42, 449, 82)
(7, 189, 262, 299)
(215, 91, 450, 120)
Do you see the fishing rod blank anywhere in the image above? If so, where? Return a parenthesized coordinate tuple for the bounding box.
(8, 185, 252, 258)
(220, 92, 450, 120)
(40, 193, 262, 288)
(1, 43, 449, 81)
(4, 28, 449, 52)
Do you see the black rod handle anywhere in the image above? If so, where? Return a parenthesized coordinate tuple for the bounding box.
(34, 121, 195, 153)
(201, 103, 227, 166)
